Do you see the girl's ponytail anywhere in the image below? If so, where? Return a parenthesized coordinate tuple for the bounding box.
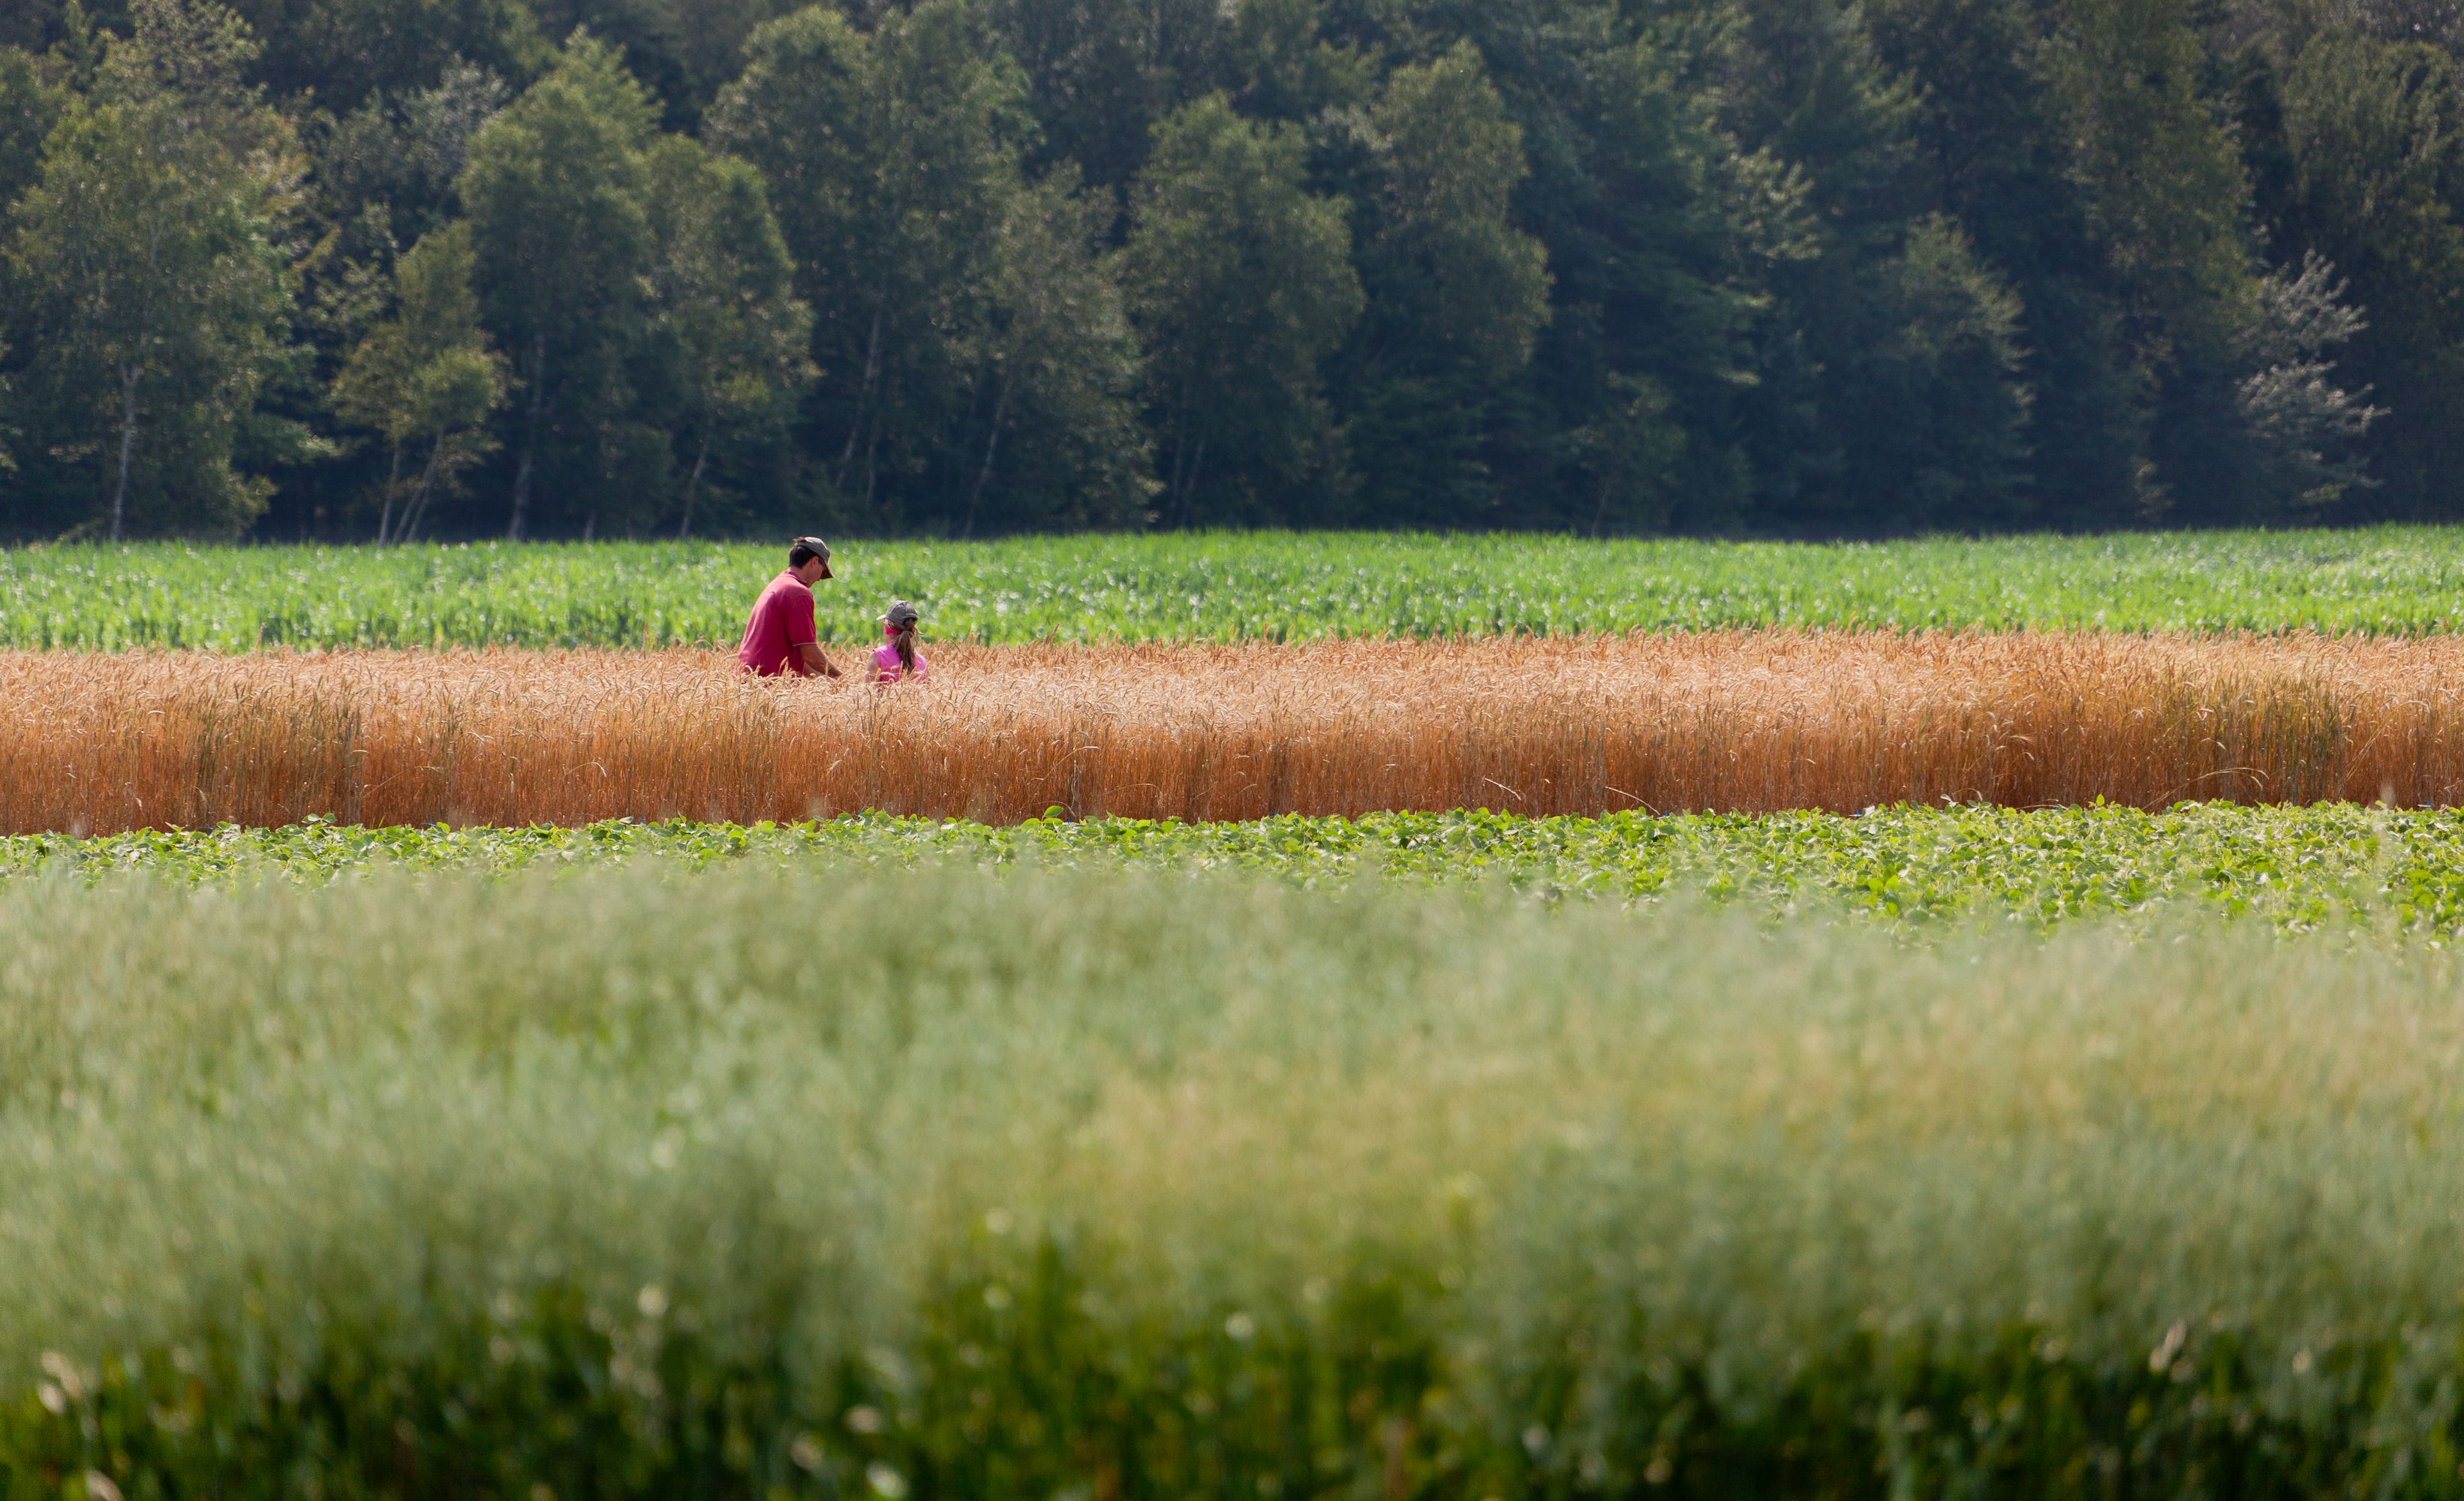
(883, 600, 921, 675)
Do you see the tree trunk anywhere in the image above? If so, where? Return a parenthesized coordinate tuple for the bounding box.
(861, 414, 883, 508)
(837, 307, 885, 484)
(1163, 374, 1202, 529)
(113, 179, 167, 545)
(375, 439, 405, 546)
(400, 436, 447, 543)
(962, 372, 1010, 540)
(111, 364, 141, 543)
(509, 333, 546, 540)
(1178, 440, 1207, 529)
(677, 431, 711, 540)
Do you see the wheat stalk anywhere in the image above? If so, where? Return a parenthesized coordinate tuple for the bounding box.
(4, 633, 2460, 832)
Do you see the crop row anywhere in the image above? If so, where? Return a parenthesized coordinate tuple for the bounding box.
(17, 636, 2464, 833)
(12, 527, 2464, 648)
(8, 860, 2464, 1497)
(16, 802, 2464, 937)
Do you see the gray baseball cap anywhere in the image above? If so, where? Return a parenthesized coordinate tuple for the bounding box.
(882, 600, 920, 627)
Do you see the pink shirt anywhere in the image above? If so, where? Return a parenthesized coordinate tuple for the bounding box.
(872, 642, 928, 684)
(736, 572, 817, 676)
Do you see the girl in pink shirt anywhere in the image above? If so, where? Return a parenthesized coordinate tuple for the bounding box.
(874, 600, 928, 686)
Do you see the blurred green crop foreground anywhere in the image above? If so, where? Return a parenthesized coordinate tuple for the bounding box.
(18, 527, 2464, 649)
(10, 861, 2464, 1496)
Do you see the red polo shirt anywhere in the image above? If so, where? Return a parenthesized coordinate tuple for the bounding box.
(736, 571, 818, 676)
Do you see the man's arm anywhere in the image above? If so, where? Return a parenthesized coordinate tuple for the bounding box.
(789, 584, 838, 678)
(797, 639, 841, 678)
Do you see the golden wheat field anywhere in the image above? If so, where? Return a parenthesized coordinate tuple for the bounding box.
(10, 631, 2464, 832)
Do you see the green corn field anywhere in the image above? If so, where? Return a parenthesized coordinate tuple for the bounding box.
(14, 526, 2464, 648)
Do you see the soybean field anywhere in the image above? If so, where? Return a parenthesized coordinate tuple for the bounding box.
(18, 802, 2464, 937)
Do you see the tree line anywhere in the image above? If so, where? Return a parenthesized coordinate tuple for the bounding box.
(0, 0, 2456, 540)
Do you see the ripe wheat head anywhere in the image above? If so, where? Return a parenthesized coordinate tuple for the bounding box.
(2, 633, 2456, 832)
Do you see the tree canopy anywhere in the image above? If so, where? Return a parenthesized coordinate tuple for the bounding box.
(0, 0, 2457, 538)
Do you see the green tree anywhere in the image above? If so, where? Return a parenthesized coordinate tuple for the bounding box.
(528, 0, 802, 128)
(1713, 0, 2035, 528)
(963, 170, 1154, 533)
(226, 0, 543, 105)
(1829, 214, 2034, 525)
(2049, 0, 2265, 515)
(709, 0, 1035, 519)
(2301, 0, 2464, 48)
(1869, 0, 2366, 523)
(1495, 8, 1805, 532)
(0, 45, 62, 212)
(2235, 251, 2384, 508)
(2050, 0, 2261, 360)
(2257, 27, 2464, 512)
(1220, 0, 1373, 124)
(253, 62, 510, 538)
(459, 30, 656, 539)
(1867, 0, 2152, 527)
(1363, 44, 1548, 374)
(2042, 0, 2381, 520)
(5, 0, 299, 539)
(978, 0, 1234, 190)
(0, 45, 65, 477)
(1120, 93, 1362, 525)
(329, 221, 507, 543)
(1336, 42, 1551, 526)
(639, 134, 813, 538)
(313, 61, 510, 252)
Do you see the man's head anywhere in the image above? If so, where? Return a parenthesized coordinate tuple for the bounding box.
(789, 536, 833, 585)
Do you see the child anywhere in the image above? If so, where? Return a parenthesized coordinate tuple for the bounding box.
(874, 600, 928, 686)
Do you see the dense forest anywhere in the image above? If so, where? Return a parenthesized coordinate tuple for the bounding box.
(0, 0, 2455, 540)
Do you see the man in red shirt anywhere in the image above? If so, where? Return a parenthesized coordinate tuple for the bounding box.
(736, 537, 844, 678)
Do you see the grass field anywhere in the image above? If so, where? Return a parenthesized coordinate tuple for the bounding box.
(11, 861, 2464, 1495)
(11, 633, 2464, 833)
(16, 802, 2464, 936)
(15, 526, 2464, 648)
